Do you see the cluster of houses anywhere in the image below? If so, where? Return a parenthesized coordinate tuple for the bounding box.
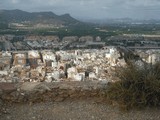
(107, 34, 160, 47)
(0, 46, 160, 83)
(0, 35, 105, 51)
(135, 49, 160, 64)
(0, 47, 124, 83)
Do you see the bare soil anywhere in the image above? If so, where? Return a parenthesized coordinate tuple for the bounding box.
(1, 99, 160, 120)
(1, 82, 160, 120)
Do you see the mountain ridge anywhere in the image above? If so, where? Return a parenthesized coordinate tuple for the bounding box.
(0, 9, 80, 28)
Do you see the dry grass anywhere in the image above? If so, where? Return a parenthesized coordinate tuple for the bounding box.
(106, 61, 160, 110)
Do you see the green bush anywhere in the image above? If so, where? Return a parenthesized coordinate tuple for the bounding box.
(106, 61, 160, 110)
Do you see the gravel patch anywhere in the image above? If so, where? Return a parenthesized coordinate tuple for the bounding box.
(1, 99, 160, 120)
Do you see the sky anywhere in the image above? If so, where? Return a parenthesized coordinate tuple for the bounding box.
(0, 0, 160, 20)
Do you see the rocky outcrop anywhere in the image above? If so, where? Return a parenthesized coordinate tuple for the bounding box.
(0, 81, 108, 103)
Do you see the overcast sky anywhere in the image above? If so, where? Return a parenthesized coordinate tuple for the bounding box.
(0, 0, 160, 20)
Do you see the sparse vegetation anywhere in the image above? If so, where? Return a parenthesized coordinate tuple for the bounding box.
(106, 61, 160, 110)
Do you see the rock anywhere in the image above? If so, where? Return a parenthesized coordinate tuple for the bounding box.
(0, 89, 3, 96)
(20, 82, 51, 94)
(34, 84, 51, 93)
(91, 116, 95, 119)
(0, 99, 3, 107)
(54, 97, 65, 102)
(20, 82, 41, 92)
(32, 116, 36, 119)
(0, 83, 16, 93)
(6, 116, 11, 119)
(59, 84, 74, 90)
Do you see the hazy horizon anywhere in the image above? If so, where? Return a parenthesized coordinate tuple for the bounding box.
(0, 0, 160, 20)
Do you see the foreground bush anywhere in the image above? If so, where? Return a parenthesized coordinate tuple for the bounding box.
(106, 61, 160, 110)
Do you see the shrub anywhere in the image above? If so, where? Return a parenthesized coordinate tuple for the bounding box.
(106, 61, 160, 110)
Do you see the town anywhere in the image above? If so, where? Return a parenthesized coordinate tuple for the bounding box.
(1, 5, 160, 119)
(0, 36, 160, 83)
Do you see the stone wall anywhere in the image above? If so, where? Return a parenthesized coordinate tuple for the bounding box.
(0, 81, 108, 103)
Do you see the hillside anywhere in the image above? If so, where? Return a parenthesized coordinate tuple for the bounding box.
(0, 9, 80, 28)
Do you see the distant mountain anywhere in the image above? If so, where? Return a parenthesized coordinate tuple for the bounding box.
(0, 9, 80, 28)
(83, 18, 160, 25)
